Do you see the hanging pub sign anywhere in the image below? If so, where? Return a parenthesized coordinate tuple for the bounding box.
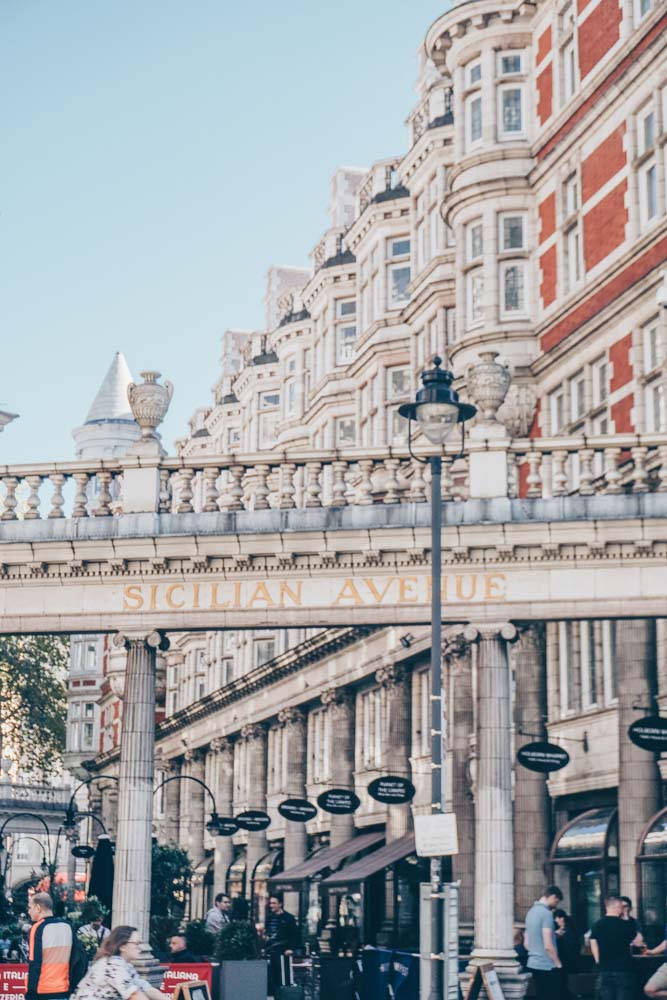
(235, 810, 271, 832)
(516, 741, 570, 773)
(628, 715, 667, 752)
(215, 817, 239, 837)
(368, 776, 416, 805)
(71, 844, 95, 860)
(317, 788, 360, 815)
(278, 798, 318, 823)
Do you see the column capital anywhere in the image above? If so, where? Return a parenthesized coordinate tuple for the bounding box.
(442, 630, 470, 663)
(241, 722, 266, 743)
(184, 747, 206, 764)
(278, 706, 305, 729)
(321, 686, 353, 711)
(113, 629, 170, 652)
(374, 662, 408, 689)
(463, 623, 517, 643)
(209, 736, 233, 756)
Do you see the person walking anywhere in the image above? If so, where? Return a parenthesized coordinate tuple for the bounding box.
(26, 892, 73, 1000)
(71, 926, 170, 1000)
(78, 917, 110, 946)
(554, 909, 581, 1000)
(590, 896, 641, 1000)
(205, 893, 232, 933)
(524, 885, 564, 1000)
(265, 894, 298, 998)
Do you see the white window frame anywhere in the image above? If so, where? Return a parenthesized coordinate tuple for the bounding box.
(550, 386, 565, 432)
(336, 298, 356, 318)
(467, 220, 483, 262)
(386, 367, 411, 400)
(467, 60, 482, 87)
(499, 261, 528, 317)
(591, 356, 608, 407)
(336, 324, 357, 365)
(637, 105, 655, 157)
(285, 378, 297, 417)
(564, 222, 581, 292)
(336, 416, 356, 447)
(643, 317, 664, 372)
(466, 269, 484, 327)
(562, 39, 578, 102)
(390, 406, 409, 445)
(638, 160, 658, 230)
(497, 50, 524, 76)
(497, 84, 525, 139)
(386, 263, 411, 309)
(466, 93, 483, 148)
(635, 0, 654, 21)
(253, 637, 276, 668)
(579, 621, 598, 710)
(499, 213, 525, 251)
(601, 621, 617, 704)
(569, 369, 586, 421)
(558, 621, 572, 715)
(258, 390, 280, 409)
(645, 380, 665, 432)
(388, 236, 410, 258)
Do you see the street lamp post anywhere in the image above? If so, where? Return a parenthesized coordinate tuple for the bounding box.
(399, 357, 475, 1000)
(153, 774, 222, 835)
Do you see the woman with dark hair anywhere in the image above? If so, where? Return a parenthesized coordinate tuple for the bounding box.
(73, 927, 170, 1000)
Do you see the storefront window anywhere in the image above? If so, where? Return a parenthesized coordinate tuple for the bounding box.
(252, 848, 283, 932)
(637, 807, 667, 947)
(551, 807, 618, 933)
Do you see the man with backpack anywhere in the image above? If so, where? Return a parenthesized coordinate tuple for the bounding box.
(26, 892, 87, 1000)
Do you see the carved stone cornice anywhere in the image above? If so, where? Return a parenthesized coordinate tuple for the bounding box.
(184, 747, 206, 765)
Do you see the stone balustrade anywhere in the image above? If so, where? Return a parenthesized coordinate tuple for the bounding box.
(0, 433, 666, 520)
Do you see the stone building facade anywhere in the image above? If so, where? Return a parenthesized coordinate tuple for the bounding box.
(85, 0, 667, 981)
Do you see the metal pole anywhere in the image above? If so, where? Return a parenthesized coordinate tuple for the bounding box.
(428, 454, 443, 1000)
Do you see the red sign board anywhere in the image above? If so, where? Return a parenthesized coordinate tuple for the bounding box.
(161, 963, 213, 996)
(0, 964, 27, 1000)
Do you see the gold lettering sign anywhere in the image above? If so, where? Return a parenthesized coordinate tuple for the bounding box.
(121, 574, 506, 613)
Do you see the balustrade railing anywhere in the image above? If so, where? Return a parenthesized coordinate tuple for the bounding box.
(0, 434, 665, 521)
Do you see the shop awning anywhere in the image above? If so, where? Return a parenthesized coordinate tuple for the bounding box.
(322, 833, 416, 890)
(551, 807, 617, 862)
(268, 830, 384, 892)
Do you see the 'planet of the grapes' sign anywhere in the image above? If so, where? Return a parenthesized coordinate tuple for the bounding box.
(368, 776, 416, 804)
(317, 789, 360, 815)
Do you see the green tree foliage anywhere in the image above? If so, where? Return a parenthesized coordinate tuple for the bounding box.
(0, 635, 68, 776)
(214, 921, 261, 961)
(149, 842, 193, 953)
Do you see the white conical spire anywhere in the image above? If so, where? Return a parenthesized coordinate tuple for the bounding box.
(72, 352, 141, 459)
(85, 352, 134, 423)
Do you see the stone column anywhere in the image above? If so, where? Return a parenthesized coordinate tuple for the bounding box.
(210, 738, 234, 896)
(279, 707, 307, 916)
(512, 624, 550, 922)
(321, 688, 355, 847)
(184, 749, 207, 866)
(161, 760, 181, 845)
(112, 629, 168, 959)
(242, 723, 268, 901)
(376, 662, 412, 841)
(617, 619, 661, 902)
(443, 633, 475, 928)
(463, 623, 528, 1000)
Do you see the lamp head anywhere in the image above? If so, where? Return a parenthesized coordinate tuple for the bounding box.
(205, 812, 221, 836)
(398, 357, 476, 445)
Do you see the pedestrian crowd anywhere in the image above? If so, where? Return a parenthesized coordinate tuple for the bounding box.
(523, 883, 667, 1000)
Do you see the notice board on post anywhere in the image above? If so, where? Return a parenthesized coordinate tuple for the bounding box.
(463, 963, 505, 1000)
(170, 981, 211, 1000)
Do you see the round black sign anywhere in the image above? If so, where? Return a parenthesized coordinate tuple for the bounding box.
(516, 741, 570, 773)
(215, 817, 239, 837)
(235, 810, 271, 832)
(72, 844, 95, 860)
(628, 715, 667, 752)
(368, 776, 416, 805)
(317, 789, 360, 815)
(278, 798, 318, 823)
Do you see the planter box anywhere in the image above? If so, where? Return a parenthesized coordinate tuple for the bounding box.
(219, 960, 267, 1000)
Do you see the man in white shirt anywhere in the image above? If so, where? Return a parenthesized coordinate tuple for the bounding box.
(205, 893, 232, 933)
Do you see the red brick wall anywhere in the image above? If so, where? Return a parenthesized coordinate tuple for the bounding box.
(539, 193, 556, 243)
(583, 180, 627, 270)
(540, 245, 558, 307)
(540, 234, 667, 352)
(537, 64, 553, 125)
(537, 25, 552, 64)
(611, 392, 633, 431)
(610, 332, 633, 391)
(578, 0, 622, 80)
(582, 125, 626, 203)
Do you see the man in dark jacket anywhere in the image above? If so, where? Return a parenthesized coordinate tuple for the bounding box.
(265, 894, 298, 996)
(168, 934, 198, 964)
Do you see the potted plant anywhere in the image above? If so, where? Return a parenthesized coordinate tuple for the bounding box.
(184, 919, 215, 960)
(215, 921, 266, 1000)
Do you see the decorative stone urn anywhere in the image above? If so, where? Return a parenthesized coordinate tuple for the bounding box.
(467, 351, 511, 425)
(127, 371, 173, 440)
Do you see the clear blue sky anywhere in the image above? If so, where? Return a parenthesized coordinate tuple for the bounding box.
(1, 0, 448, 464)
